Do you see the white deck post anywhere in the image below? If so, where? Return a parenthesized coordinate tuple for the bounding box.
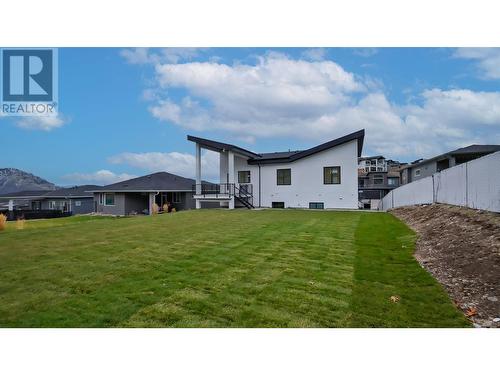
(228, 150, 235, 209)
(195, 142, 202, 209)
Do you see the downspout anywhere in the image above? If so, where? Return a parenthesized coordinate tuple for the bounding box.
(258, 164, 261, 207)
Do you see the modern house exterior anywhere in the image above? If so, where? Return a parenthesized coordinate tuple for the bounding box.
(400, 144, 500, 185)
(0, 185, 99, 219)
(88, 172, 203, 216)
(357, 156, 402, 209)
(188, 129, 365, 210)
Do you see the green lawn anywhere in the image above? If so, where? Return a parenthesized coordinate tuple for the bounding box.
(0, 210, 469, 327)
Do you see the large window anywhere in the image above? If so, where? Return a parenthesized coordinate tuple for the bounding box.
(272, 202, 285, 208)
(49, 201, 56, 209)
(276, 169, 291, 185)
(105, 193, 115, 206)
(324, 166, 341, 184)
(238, 170, 251, 183)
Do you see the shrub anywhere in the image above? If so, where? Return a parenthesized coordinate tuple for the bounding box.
(0, 214, 6, 231)
(152, 203, 159, 215)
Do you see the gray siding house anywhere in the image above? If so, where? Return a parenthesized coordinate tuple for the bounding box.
(0, 185, 99, 218)
(400, 144, 500, 184)
(88, 172, 201, 216)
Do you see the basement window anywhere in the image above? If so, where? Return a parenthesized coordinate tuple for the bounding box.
(272, 202, 285, 209)
(309, 202, 324, 209)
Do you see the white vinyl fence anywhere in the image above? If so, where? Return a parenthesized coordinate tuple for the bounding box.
(380, 151, 500, 212)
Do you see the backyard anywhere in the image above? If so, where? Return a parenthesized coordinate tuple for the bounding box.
(0, 210, 469, 327)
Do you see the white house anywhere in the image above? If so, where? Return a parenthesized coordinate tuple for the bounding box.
(188, 129, 365, 210)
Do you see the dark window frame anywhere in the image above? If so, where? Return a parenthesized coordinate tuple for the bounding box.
(104, 193, 115, 206)
(323, 166, 341, 184)
(238, 170, 251, 184)
(309, 202, 324, 209)
(276, 168, 291, 185)
(272, 201, 285, 209)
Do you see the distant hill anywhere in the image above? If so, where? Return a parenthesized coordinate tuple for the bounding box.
(0, 168, 57, 194)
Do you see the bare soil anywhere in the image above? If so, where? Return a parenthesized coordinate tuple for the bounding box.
(391, 204, 500, 328)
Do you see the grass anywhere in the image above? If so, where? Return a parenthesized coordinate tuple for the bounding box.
(0, 210, 469, 327)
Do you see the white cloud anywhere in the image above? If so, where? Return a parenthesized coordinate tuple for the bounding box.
(108, 150, 219, 180)
(301, 48, 327, 61)
(353, 48, 379, 57)
(454, 48, 500, 80)
(62, 170, 137, 185)
(121, 48, 206, 65)
(15, 113, 68, 131)
(140, 52, 500, 160)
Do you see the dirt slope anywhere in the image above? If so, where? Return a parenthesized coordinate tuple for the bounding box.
(391, 204, 500, 327)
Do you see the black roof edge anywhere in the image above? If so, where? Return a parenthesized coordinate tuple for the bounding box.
(248, 129, 365, 164)
(187, 135, 261, 158)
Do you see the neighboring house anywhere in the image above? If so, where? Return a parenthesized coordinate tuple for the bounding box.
(400, 144, 500, 184)
(88, 172, 206, 216)
(188, 129, 364, 209)
(358, 156, 402, 209)
(0, 185, 99, 218)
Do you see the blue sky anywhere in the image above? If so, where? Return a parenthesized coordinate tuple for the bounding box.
(1, 47, 500, 185)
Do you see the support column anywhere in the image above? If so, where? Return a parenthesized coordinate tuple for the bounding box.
(195, 143, 202, 209)
(8, 199, 14, 221)
(149, 193, 153, 215)
(228, 151, 235, 209)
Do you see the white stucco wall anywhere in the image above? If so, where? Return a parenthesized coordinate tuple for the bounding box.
(256, 140, 358, 209)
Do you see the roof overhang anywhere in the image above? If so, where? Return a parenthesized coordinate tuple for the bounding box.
(187, 135, 261, 159)
(249, 129, 365, 165)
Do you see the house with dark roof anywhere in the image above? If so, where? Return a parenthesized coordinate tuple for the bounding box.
(0, 185, 100, 218)
(400, 144, 500, 185)
(87, 172, 206, 216)
(188, 129, 365, 209)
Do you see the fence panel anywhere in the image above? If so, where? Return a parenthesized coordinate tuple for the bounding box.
(466, 152, 500, 212)
(434, 163, 467, 206)
(379, 151, 500, 213)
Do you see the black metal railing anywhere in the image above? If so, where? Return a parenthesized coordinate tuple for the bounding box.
(192, 183, 235, 197)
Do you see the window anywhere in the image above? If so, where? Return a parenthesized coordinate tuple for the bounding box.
(277, 169, 291, 185)
(98, 193, 104, 205)
(365, 160, 371, 165)
(172, 192, 181, 203)
(415, 169, 421, 176)
(49, 201, 56, 209)
(75, 201, 81, 207)
(309, 202, 324, 209)
(238, 170, 251, 183)
(324, 166, 341, 184)
(387, 177, 399, 186)
(272, 202, 285, 208)
(364, 167, 369, 172)
(370, 166, 376, 172)
(105, 193, 115, 206)
(373, 174, 384, 185)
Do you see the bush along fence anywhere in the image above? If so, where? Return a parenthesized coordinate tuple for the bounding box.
(379, 151, 500, 213)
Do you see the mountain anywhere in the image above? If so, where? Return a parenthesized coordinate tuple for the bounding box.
(0, 168, 57, 194)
